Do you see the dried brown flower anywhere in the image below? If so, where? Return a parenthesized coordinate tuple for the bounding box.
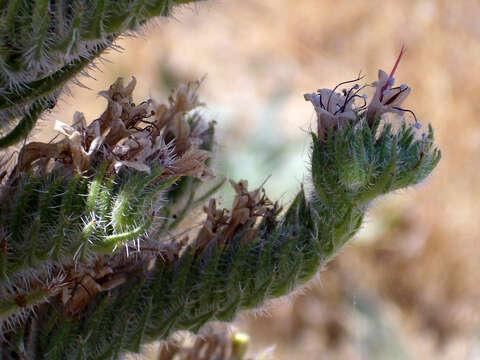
(8, 78, 215, 185)
(194, 180, 278, 252)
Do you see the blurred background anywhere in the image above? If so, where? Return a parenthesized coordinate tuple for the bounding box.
(40, 0, 480, 359)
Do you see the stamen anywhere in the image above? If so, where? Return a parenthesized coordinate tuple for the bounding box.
(351, 94, 367, 110)
(338, 84, 369, 114)
(338, 87, 355, 113)
(351, 84, 369, 99)
(392, 106, 419, 125)
(318, 93, 325, 109)
(327, 74, 364, 112)
(384, 86, 410, 105)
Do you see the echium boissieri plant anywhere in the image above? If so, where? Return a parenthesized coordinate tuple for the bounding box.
(0, 33, 440, 358)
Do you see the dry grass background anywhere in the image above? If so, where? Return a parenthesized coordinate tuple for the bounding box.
(39, 0, 480, 359)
